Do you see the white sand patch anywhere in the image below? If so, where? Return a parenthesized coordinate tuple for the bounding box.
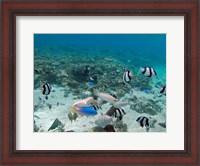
(34, 86, 166, 132)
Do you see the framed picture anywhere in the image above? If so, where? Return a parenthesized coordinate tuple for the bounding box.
(1, 0, 199, 165)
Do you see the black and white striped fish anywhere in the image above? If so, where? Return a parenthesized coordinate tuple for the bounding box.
(160, 86, 166, 95)
(140, 67, 157, 78)
(91, 105, 101, 110)
(114, 108, 126, 121)
(136, 116, 150, 132)
(123, 69, 132, 83)
(42, 83, 52, 100)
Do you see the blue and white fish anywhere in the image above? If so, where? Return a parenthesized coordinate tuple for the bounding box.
(136, 116, 150, 132)
(70, 106, 97, 116)
(42, 83, 52, 100)
(123, 69, 132, 83)
(140, 67, 157, 78)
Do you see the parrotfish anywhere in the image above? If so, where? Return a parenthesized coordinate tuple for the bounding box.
(72, 97, 94, 107)
(97, 92, 118, 103)
(70, 106, 97, 116)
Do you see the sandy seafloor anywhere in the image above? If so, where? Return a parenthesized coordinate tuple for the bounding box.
(34, 85, 166, 132)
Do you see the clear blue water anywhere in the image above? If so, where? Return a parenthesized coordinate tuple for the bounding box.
(34, 34, 166, 132)
(34, 34, 166, 59)
(34, 34, 166, 80)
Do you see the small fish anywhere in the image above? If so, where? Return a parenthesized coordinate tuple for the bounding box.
(47, 103, 52, 110)
(73, 97, 94, 107)
(57, 102, 59, 106)
(38, 97, 42, 101)
(129, 88, 134, 95)
(104, 125, 115, 132)
(144, 89, 150, 94)
(160, 86, 166, 95)
(113, 101, 128, 109)
(70, 106, 97, 116)
(97, 92, 118, 103)
(68, 112, 74, 122)
(95, 114, 113, 127)
(123, 69, 132, 83)
(86, 82, 94, 88)
(82, 66, 90, 75)
(136, 116, 150, 132)
(42, 83, 52, 100)
(114, 108, 126, 121)
(90, 77, 94, 81)
(91, 105, 101, 110)
(140, 67, 157, 78)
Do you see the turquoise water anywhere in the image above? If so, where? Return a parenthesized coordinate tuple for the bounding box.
(34, 34, 166, 132)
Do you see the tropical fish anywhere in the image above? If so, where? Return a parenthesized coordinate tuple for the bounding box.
(70, 106, 97, 116)
(95, 114, 113, 127)
(91, 105, 101, 110)
(97, 92, 118, 103)
(104, 125, 115, 132)
(140, 67, 157, 78)
(129, 88, 134, 95)
(123, 69, 132, 83)
(42, 83, 51, 100)
(144, 89, 150, 94)
(89, 126, 105, 132)
(136, 116, 150, 132)
(114, 108, 126, 121)
(82, 66, 90, 75)
(113, 101, 128, 109)
(86, 81, 94, 88)
(160, 86, 166, 95)
(72, 97, 94, 107)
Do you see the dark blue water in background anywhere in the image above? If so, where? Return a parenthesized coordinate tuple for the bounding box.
(34, 34, 166, 80)
(34, 34, 165, 57)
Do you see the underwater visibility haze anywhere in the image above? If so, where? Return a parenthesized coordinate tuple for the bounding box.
(34, 34, 166, 132)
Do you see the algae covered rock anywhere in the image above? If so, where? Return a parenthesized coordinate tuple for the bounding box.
(48, 118, 63, 131)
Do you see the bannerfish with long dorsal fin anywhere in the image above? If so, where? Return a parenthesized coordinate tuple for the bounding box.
(140, 67, 157, 78)
(114, 108, 126, 121)
(136, 116, 150, 132)
(123, 69, 132, 83)
(160, 86, 166, 95)
(91, 105, 101, 110)
(42, 83, 52, 100)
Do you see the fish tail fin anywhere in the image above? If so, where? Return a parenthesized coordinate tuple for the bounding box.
(70, 106, 78, 113)
(140, 67, 144, 72)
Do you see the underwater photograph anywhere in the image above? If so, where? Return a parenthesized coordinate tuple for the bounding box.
(34, 34, 166, 132)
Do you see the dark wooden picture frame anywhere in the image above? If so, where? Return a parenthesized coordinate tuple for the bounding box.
(0, 0, 199, 165)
